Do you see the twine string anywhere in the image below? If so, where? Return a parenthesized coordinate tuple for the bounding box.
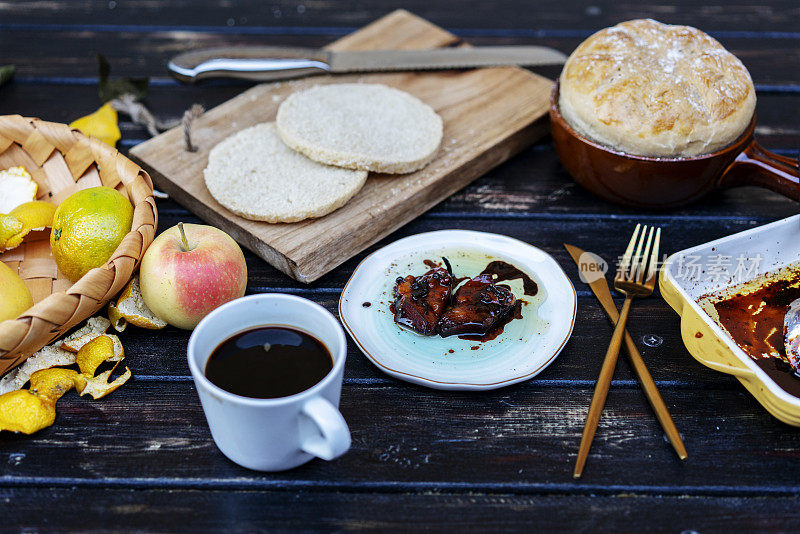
(110, 94, 179, 137)
(182, 104, 205, 153)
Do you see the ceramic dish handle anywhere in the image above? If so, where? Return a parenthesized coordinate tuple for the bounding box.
(681, 320, 755, 380)
(718, 139, 799, 200)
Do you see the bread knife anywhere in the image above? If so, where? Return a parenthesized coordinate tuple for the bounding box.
(168, 46, 567, 83)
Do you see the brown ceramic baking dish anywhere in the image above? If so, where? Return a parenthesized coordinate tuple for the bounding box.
(549, 80, 799, 208)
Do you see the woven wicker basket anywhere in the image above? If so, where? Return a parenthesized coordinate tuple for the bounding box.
(0, 115, 157, 376)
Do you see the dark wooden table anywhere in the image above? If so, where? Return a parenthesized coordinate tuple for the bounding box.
(2, 2, 799, 531)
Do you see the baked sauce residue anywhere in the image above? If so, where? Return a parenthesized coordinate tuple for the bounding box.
(712, 269, 800, 397)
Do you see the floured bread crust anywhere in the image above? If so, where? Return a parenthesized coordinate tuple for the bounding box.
(204, 122, 367, 223)
(276, 83, 443, 174)
(559, 19, 755, 158)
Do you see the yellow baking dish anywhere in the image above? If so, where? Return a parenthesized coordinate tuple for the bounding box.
(660, 214, 800, 426)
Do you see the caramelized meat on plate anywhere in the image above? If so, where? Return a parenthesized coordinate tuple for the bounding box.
(393, 264, 454, 335)
(437, 274, 516, 337)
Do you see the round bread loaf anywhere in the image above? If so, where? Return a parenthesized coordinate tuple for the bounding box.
(559, 19, 756, 158)
(204, 122, 367, 223)
(276, 83, 443, 174)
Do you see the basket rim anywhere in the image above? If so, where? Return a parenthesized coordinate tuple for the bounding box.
(0, 114, 157, 368)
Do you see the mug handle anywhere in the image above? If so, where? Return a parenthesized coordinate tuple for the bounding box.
(717, 139, 798, 200)
(299, 397, 351, 461)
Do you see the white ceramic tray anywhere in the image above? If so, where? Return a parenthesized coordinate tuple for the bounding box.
(660, 214, 800, 425)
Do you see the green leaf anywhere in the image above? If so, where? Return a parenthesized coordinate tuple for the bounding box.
(97, 54, 148, 102)
(0, 65, 15, 87)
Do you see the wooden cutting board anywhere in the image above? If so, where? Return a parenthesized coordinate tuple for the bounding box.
(130, 9, 553, 283)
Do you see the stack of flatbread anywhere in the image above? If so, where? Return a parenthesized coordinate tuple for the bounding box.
(204, 83, 444, 224)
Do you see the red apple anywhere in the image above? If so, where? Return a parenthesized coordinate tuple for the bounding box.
(139, 223, 247, 329)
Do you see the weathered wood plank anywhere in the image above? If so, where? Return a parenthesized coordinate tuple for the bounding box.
(112, 213, 785, 387)
(2, 86, 796, 222)
(113, 293, 731, 391)
(1, 3, 798, 516)
(1, 1, 797, 33)
(149, 210, 793, 289)
(3, 487, 800, 533)
(1, 381, 798, 492)
(2, 80, 797, 151)
(2, 30, 800, 86)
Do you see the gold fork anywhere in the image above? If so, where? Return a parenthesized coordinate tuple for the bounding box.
(574, 223, 661, 479)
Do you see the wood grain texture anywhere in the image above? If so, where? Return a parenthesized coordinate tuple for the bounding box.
(2, 381, 799, 492)
(2, 0, 797, 33)
(5, 30, 800, 86)
(3, 488, 800, 533)
(129, 10, 553, 282)
(2, 1, 800, 529)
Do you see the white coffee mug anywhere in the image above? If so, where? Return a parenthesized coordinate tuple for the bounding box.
(187, 293, 351, 471)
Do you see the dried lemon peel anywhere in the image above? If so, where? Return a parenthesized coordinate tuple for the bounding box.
(0, 201, 57, 252)
(70, 102, 121, 147)
(10, 201, 56, 231)
(0, 345, 75, 395)
(0, 368, 78, 434)
(0, 328, 132, 434)
(72, 335, 131, 399)
(62, 332, 124, 361)
(76, 335, 114, 375)
(61, 316, 111, 346)
(0, 166, 36, 214)
(0, 214, 23, 242)
(0, 316, 119, 396)
(0, 390, 58, 434)
(0, 214, 24, 253)
(0, 317, 110, 395)
(108, 276, 167, 331)
(76, 366, 131, 399)
(30, 368, 79, 400)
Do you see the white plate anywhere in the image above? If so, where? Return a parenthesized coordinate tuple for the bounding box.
(338, 230, 576, 390)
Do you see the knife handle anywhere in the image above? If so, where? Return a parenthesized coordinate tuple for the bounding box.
(168, 47, 332, 83)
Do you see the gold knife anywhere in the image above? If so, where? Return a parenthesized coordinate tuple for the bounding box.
(169, 46, 567, 83)
(564, 243, 687, 461)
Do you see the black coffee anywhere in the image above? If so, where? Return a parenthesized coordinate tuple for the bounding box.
(205, 326, 333, 399)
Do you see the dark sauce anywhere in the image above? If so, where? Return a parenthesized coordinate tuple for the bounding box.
(456, 259, 534, 343)
(482, 261, 538, 296)
(459, 300, 525, 342)
(205, 326, 332, 399)
(712, 270, 800, 397)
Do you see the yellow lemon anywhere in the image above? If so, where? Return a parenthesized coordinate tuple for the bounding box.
(50, 186, 134, 282)
(0, 261, 33, 321)
(70, 102, 121, 147)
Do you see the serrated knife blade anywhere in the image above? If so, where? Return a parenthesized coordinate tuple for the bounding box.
(168, 46, 567, 83)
